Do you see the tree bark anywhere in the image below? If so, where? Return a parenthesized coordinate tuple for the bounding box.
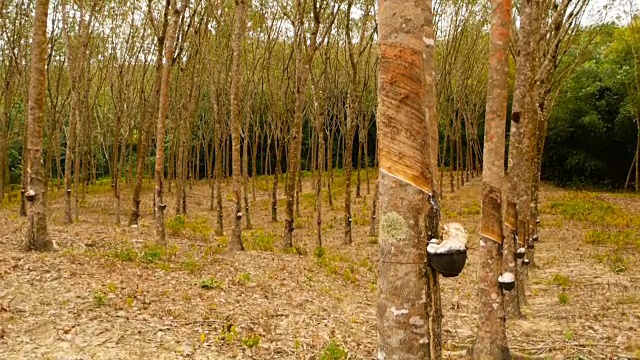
(471, 0, 512, 357)
(153, 0, 182, 246)
(228, 0, 246, 251)
(377, 0, 440, 357)
(24, 0, 53, 251)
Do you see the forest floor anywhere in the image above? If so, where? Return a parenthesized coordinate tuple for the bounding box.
(0, 173, 639, 360)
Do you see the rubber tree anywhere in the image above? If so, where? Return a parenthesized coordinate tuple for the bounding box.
(471, 0, 511, 357)
(376, 0, 441, 358)
(228, 0, 247, 251)
(23, 0, 54, 251)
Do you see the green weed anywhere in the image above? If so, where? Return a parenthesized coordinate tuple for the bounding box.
(93, 291, 107, 307)
(241, 334, 261, 348)
(558, 292, 570, 305)
(318, 340, 348, 360)
(181, 258, 201, 274)
(112, 246, 137, 262)
(219, 322, 238, 343)
(564, 328, 574, 341)
(545, 193, 637, 227)
(550, 274, 571, 288)
(199, 277, 224, 290)
(585, 230, 640, 248)
(243, 230, 276, 252)
(236, 273, 251, 284)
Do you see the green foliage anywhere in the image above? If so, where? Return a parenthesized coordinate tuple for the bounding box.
(236, 273, 251, 284)
(545, 193, 636, 227)
(314, 246, 326, 259)
(112, 246, 137, 262)
(564, 328, 574, 341)
(558, 293, 570, 305)
(545, 23, 638, 188)
(93, 291, 107, 307)
(219, 322, 238, 343)
(166, 215, 212, 240)
(318, 340, 348, 360)
(243, 230, 276, 252)
(141, 245, 164, 263)
(551, 274, 571, 288)
(585, 230, 640, 248)
(199, 277, 224, 290)
(181, 258, 201, 274)
(594, 252, 629, 273)
(241, 334, 261, 348)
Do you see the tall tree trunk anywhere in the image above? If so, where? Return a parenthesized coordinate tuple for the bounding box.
(344, 100, 355, 245)
(243, 120, 252, 230)
(377, 0, 440, 357)
(215, 130, 224, 235)
(271, 136, 281, 222)
(24, 0, 53, 251)
(153, 0, 181, 246)
(228, 0, 246, 251)
(129, 13, 167, 226)
(505, 0, 535, 315)
(369, 178, 378, 237)
(471, 0, 511, 358)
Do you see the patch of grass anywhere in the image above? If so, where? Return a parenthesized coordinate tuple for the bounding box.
(294, 217, 310, 229)
(241, 334, 261, 348)
(545, 193, 638, 227)
(199, 277, 224, 290)
(558, 292, 570, 305)
(166, 215, 212, 240)
(283, 245, 307, 256)
(585, 230, 640, 249)
(126, 296, 134, 307)
(141, 245, 164, 263)
(112, 246, 137, 262)
(181, 258, 201, 274)
(301, 192, 316, 209)
(314, 246, 326, 259)
(550, 274, 571, 288)
(236, 273, 251, 284)
(243, 230, 276, 252)
(318, 340, 348, 360)
(462, 201, 481, 216)
(106, 283, 117, 293)
(353, 205, 370, 226)
(93, 291, 107, 307)
(564, 328, 574, 341)
(594, 252, 628, 273)
(219, 322, 238, 343)
(342, 267, 357, 283)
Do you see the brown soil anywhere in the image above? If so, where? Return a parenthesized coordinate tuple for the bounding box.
(1, 174, 638, 359)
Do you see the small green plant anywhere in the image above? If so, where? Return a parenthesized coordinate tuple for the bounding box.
(182, 258, 201, 274)
(237, 273, 251, 284)
(106, 283, 117, 293)
(112, 247, 137, 262)
(551, 274, 571, 288)
(283, 245, 306, 256)
(241, 334, 261, 348)
(199, 277, 224, 290)
(558, 292, 570, 305)
(244, 230, 276, 252)
(462, 201, 481, 215)
(126, 296, 134, 307)
(219, 322, 238, 343)
(166, 214, 187, 236)
(564, 329, 574, 341)
(314, 246, 326, 259)
(294, 339, 301, 350)
(141, 245, 164, 263)
(93, 291, 107, 307)
(318, 340, 348, 360)
(342, 266, 357, 284)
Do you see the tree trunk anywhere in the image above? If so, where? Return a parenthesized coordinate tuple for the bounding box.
(471, 0, 511, 358)
(243, 121, 252, 230)
(377, 0, 440, 357)
(271, 136, 281, 222)
(153, 0, 181, 246)
(344, 98, 355, 245)
(369, 178, 379, 237)
(24, 0, 53, 251)
(215, 130, 224, 236)
(228, 0, 246, 251)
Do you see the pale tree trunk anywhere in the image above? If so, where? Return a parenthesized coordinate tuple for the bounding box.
(377, 0, 440, 357)
(271, 135, 281, 222)
(504, 0, 535, 317)
(129, 6, 167, 226)
(153, 0, 182, 246)
(368, 178, 378, 237)
(311, 80, 325, 247)
(215, 128, 224, 235)
(343, 98, 354, 245)
(471, 0, 511, 358)
(228, 0, 246, 251)
(24, 0, 53, 251)
(243, 119, 252, 230)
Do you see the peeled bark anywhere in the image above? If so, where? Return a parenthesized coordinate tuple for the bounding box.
(471, 0, 512, 358)
(377, 0, 440, 357)
(23, 0, 53, 251)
